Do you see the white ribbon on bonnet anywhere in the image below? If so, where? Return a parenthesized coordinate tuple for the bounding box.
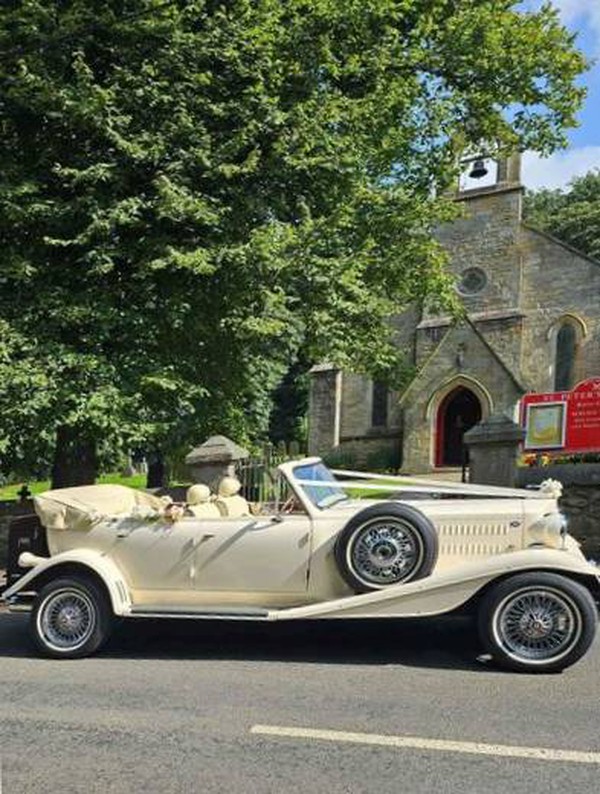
(539, 479, 563, 499)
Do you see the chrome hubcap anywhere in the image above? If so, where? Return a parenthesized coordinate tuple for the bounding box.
(494, 588, 581, 663)
(38, 589, 96, 652)
(350, 520, 423, 585)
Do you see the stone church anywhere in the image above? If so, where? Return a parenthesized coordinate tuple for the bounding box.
(308, 153, 600, 473)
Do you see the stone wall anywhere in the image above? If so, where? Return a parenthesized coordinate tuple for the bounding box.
(433, 187, 524, 319)
(327, 434, 401, 471)
(339, 373, 402, 441)
(516, 464, 600, 560)
(475, 313, 524, 377)
(339, 372, 372, 439)
(518, 228, 600, 392)
(0, 501, 34, 570)
(431, 188, 539, 386)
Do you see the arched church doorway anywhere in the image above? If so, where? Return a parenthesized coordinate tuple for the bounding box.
(435, 387, 482, 467)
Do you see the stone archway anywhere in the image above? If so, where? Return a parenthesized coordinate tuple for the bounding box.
(435, 386, 482, 467)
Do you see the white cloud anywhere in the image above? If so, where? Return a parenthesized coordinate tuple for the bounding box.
(558, 1, 600, 57)
(524, 0, 600, 56)
(522, 147, 600, 190)
(550, 0, 592, 23)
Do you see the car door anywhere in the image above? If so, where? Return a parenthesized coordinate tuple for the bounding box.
(108, 517, 209, 593)
(109, 512, 312, 606)
(190, 513, 312, 605)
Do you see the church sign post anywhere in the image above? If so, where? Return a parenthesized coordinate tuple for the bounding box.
(521, 378, 600, 453)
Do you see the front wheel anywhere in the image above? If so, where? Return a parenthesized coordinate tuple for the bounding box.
(31, 575, 113, 659)
(477, 573, 598, 673)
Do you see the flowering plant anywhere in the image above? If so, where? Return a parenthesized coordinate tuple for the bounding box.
(519, 452, 552, 467)
(163, 503, 185, 523)
(130, 504, 161, 521)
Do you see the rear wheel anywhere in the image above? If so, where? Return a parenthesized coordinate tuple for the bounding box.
(477, 572, 598, 673)
(31, 575, 113, 659)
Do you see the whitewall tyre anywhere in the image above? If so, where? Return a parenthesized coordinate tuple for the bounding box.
(477, 572, 598, 673)
(334, 503, 438, 593)
(31, 575, 113, 659)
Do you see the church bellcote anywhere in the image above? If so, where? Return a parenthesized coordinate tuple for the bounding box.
(454, 150, 523, 227)
(458, 151, 522, 203)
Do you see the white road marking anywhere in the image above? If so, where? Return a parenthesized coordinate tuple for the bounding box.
(250, 725, 600, 765)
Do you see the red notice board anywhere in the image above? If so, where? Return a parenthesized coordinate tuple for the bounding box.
(521, 378, 600, 453)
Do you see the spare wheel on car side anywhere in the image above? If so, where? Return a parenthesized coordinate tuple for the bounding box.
(334, 502, 438, 593)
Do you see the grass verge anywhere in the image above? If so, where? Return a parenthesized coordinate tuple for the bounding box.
(0, 473, 147, 501)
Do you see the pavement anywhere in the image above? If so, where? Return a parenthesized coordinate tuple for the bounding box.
(1, 613, 599, 794)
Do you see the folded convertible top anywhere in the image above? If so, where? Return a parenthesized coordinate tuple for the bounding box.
(33, 484, 164, 531)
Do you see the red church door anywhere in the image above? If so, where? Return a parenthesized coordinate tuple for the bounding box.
(436, 387, 482, 467)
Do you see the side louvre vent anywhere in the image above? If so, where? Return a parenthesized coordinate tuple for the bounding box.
(437, 522, 512, 556)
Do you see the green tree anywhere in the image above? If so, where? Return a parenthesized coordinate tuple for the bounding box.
(524, 170, 600, 261)
(0, 0, 587, 485)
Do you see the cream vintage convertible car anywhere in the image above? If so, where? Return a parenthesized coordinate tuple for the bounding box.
(3, 458, 599, 672)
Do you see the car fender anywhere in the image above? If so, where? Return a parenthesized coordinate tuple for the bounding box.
(270, 546, 600, 621)
(2, 548, 132, 616)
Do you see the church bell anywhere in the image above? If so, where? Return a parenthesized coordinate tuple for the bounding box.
(469, 159, 488, 179)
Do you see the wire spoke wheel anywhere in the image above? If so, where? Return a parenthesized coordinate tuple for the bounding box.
(349, 519, 424, 586)
(38, 588, 97, 652)
(335, 503, 438, 593)
(493, 587, 580, 664)
(479, 573, 597, 673)
(31, 576, 112, 658)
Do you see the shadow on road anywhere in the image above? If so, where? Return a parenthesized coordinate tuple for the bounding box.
(0, 610, 497, 672)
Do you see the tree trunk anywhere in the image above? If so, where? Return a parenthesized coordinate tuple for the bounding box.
(146, 450, 167, 489)
(51, 426, 99, 489)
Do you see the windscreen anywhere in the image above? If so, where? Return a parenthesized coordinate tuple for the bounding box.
(293, 461, 348, 509)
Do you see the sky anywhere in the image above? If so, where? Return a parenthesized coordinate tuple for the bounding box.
(520, 0, 600, 191)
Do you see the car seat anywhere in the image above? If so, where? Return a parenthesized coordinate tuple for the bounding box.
(215, 477, 250, 517)
(186, 484, 221, 518)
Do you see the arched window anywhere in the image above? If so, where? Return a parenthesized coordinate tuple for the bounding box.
(371, 381, 388, 428)
(554, 323, 577, 391)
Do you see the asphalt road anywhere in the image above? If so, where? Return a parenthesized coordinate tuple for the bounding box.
(1, 611, 599, 794)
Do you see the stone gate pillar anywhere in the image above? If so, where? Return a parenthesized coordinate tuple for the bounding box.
(308, 364, 342, 456)
(185, 435, 249, 487)
(464, 413, 524, 487)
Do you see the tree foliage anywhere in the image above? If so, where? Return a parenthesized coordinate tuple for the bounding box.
(524, 170, 600, 261)
(0, 0, 588, 480)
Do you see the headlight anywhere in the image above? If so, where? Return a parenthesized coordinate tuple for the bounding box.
(527, 512, 567, 549)
(558, 512, 569, 542)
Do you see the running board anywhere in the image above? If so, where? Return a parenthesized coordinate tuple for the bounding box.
(128, 605, 271, 620)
